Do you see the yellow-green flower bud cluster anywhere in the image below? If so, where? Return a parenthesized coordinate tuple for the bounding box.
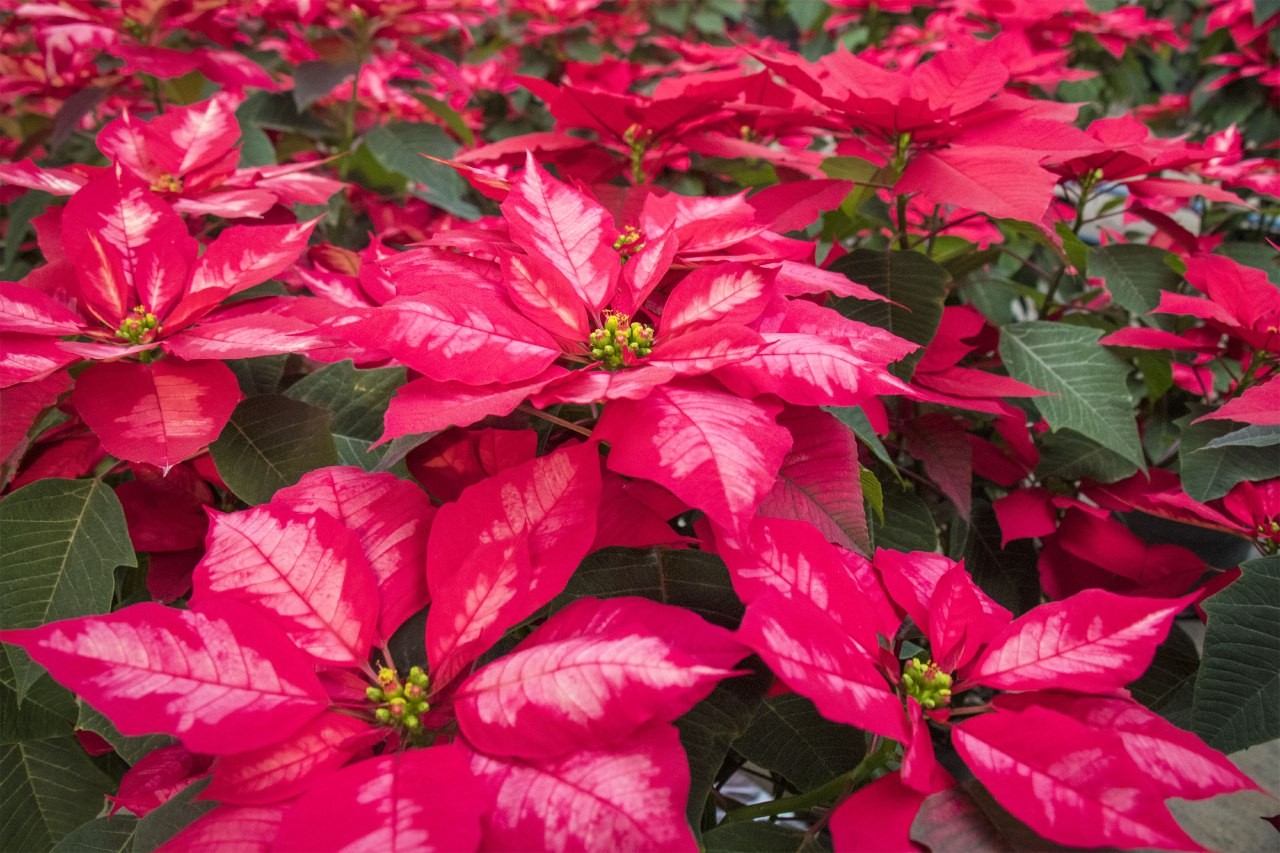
(901, 658, 953, 710)
(116, 305, 159, 345)
(612, 225, 644, 261)
(367, 665, 430, 733)
(588, 311, 654, 370)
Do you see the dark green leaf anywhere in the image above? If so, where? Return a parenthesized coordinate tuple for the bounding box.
(0, 479, 135, 700)
(704, 820, 831, 852)
(1255, 0, 1280, 25)
(1000, 322, 1145, 469)
(737, 694, 867, 791)
(226, 355, 288, 397)
(3, 190, 53, 276)
(961, 501, 1040, 617)
(50, 815, 138, 853)
(678, 660, 772, 834)
(292, 60, 357, 110)
(1089, 244, 1180, 314)
(1130, 622, 1199, 724)
(1181, 419, 1280, 503)
(75, 704, 173, 766)
(1202, 424, 1280, 451)
(237, 125, 275, 168)
(829, 249, 949, 377)
(285, 360, 405, 471)
(209, 395, 339, 505)
(410, 93, 475, 147)
(131, 780, 215, 853)
(555, 547, 743, 630)
(364, 122, 480, 219)
(870, 485, 937, 554)
(1055, 222, 1090, 276)
(0, 736, 115, 850)
(826, 406, 895, 471)
(0, 653, 76, 745)
(1036, 428, 1139, 483)
(1192, 556, 1280, 753)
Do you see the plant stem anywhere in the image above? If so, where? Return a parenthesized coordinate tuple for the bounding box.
(517, 404, 594, 438)
(720, 740, 897, 825)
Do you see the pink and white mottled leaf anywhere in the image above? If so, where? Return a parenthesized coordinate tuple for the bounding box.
(0, 282, 87, 335)
(71, 358, 241, 470)
(0, 598, 328, 754)
(157, 805, 287, 853)
(161, 314, 331, 361)
(953, 705, 1202, 850)
(739, 591, 907, 741)
(381, 369, 566, 441)
(594, 378, 790, 534)
(502, 152, 619, 311)
(659, 263, 771, 338)
(191, 504, 379, 666)
(274, 747, 485, 853)
(186, 220, 320, 299)
(0, 334, 81, 388)
(273, 467, 434, 640)
(758, 407, 869, 553)
(455, 596, 746, 759)
(204, 711, 373, 805)
(501, 252, 589, 341)
(0, 159, 89, 195)
(717, 333, 913, 408)
(426, 442, 602, 687)
(470, 724, 697, 852)
(968, 589, 1195, 693)
(61, 168, 196, 326)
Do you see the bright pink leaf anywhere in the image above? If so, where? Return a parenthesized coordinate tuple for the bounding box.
(111, 743, 210, 817)
(897, 147, 1059, 224)
(381, 370, 566, 440)
(273, 467, 434, 640)
(426, 442, 602, 687)
(905, 413, 973, 520)
(191, 504, 379, 666)
(953, 705, 1202, 850)
(1196, 380, 1280, 426)
(968, 589, 1195, 693)
(454, 596, 746, 759)
(0, 598, 328, 754)
(501, 252, 590, 341)
(274, 747, 485, 853)
(502, 152, 619, 311)
(996, 693, 1258, 801)
(0, 334, 81, 388)
(470, 724, 697, 852)
(0, 282, 87, 335)
(746, 180, 854, 232)
(829, 772, 927, 853)
(739, 591, 907, 741)
(0, 370, 71, 464)
(204, 711, 373, 805)
(594, 378, 790, 534)
(992, 487, 1058, 546)
(71, 358, 241, 471)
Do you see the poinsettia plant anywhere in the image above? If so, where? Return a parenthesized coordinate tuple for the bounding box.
(1, 1, 1278, 851)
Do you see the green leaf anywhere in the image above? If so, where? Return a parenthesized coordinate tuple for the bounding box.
(1000, 322, 1145, 469)
(75, 703, 172, 766)
(409, 93, 475, 147)
(50, 815, 138, 853)
(737, 694, 867, 791)
(0, 479, 135, 700)
(1131, 622, 1199, 725)
(226, 355, 288, 397)
(704, 820, 831, 852)
(960, 501, 1040, 617)
(826, 406, 895, 472)
(1255, 0, 1280, 25)
(677, 660, 772, 835)
(860, 466, 884, 524)
(3, 190, 53, 276)
(869, 485, 937, 554)
(1180, 419, 1280, 503)
(555, 547, 744, 630)
(285, 360, 405, 471)
(364, 122, 480, 220)
(0, 736, 115, 850)
(131, 780, 215, 853)
(0, 653, 76, 744)
(1202, 424, 1280, 451)
(1055, 222, 1090, 275)
(292, 60, 357, 110)
(209, 395, 339, 506)
(829, 249, 949, 377)
(1036, 428, 1139, 483)
(1192, 556, 1280, 753)
(1089, 244, 1180, 315)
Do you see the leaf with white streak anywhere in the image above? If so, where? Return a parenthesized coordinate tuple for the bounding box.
(191, 503, 379, 666)
(659, 263, 770, 338)
(454, 597, 746, 759)
(470, 724, 697, 852)
(0, 599, 328, 755)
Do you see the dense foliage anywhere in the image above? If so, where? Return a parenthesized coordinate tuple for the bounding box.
(1, 0, 1278, 850)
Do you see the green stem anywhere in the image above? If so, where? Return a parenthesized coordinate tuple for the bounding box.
(720, 741, 897, 825)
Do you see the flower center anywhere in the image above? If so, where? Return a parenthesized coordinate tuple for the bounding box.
(588, 311, 654, 371)
(612, 225, 644, 261)
(150, 173, 184, 194)
(366, 665, 430, 734)
(901, 658, 953, 710)
(115, 305, 159, 345)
